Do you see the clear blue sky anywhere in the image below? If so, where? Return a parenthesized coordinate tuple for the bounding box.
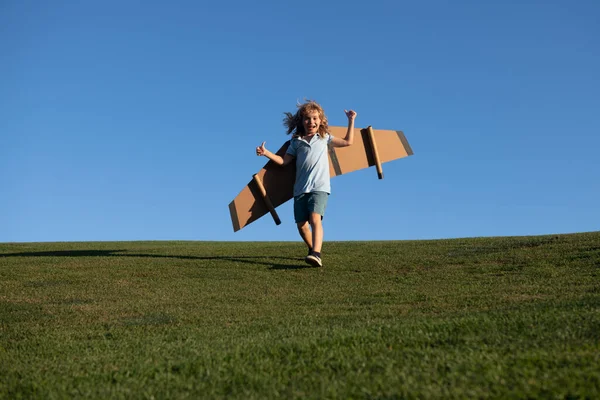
(2, 0, 599, 243)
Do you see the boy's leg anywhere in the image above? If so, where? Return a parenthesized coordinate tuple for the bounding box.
(307, 192, 328, 255)
(297, 221, 313, 252)
(308, 212, 323, 253)
(296, 192, 327, 266)
(305, 213, 324, 267)
(294, 194, 312, 254)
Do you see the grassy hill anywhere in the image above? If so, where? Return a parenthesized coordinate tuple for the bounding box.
(1, 232, 599, 399)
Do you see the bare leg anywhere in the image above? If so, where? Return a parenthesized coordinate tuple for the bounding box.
(308, 212, 323, 253)
(297, 221, 312, 250)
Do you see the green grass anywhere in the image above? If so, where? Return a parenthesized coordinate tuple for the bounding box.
(1, 232, 599, 399)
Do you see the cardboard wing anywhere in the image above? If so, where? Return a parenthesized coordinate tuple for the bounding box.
(229, 126, 413, 232)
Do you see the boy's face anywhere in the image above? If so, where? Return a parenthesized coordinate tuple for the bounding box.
(302, 110, 321, 135)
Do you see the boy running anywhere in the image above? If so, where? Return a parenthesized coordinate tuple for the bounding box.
(256, 100, 357, 267)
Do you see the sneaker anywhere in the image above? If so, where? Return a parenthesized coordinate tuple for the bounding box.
(305, 254, 322, 268)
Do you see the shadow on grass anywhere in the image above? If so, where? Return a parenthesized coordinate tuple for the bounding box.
(269, 264, 318, 270)
(0, 250, 310, 270)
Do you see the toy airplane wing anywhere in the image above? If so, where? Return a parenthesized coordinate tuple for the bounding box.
(229, 126, 413, 232)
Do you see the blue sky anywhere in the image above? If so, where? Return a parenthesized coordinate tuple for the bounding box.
(2, 0, 599, 243)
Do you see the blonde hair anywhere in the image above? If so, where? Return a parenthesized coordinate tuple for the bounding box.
(283, 100, 329, 138)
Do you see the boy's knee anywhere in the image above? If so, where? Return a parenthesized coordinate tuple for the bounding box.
(297, 221, 310, 231)
(309, 213, 322, 226)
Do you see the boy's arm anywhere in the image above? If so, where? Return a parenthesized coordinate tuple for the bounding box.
(256, 141, 295, 166)
(330, 109, 357, 148)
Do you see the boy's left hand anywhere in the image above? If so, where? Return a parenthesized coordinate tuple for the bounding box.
(345, 109, 357, 121)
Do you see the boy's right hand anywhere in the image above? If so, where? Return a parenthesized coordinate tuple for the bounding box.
(256, 142, 267, 156)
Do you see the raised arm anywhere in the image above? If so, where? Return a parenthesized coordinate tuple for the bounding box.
(256, 141, 295, 166)
(330, 109, 357, 148)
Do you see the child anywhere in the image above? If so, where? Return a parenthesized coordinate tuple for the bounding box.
(256, 100, 357, 267)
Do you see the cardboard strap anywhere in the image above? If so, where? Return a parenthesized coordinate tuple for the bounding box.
(366, 126, 384, 179)
(252, 174, 281, 225)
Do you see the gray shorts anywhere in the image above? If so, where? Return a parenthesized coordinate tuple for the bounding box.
(293, 191, 329, 223)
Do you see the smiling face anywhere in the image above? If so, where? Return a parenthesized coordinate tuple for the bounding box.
(302, 110, 321, 136)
